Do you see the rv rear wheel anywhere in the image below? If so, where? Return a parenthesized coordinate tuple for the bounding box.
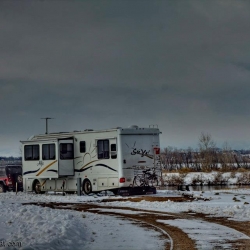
(83, 179, 92, 195)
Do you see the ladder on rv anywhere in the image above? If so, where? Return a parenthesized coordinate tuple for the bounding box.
(153, 147, 164, 186)
(149, 124, 164, 186)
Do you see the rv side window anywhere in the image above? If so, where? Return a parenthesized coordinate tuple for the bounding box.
(42, 144, 56, 160)
(24, 145, 40, 161)
(97, 140, 109, 159)
(60, 143, 74, 160)
(111, 144, 117, 159)
(80, 141, 86, 153)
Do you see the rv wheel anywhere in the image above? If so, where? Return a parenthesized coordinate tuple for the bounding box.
(34, 180, 45, 194)
(83, 179, 92, 195)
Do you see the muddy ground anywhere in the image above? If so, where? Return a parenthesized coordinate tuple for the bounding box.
(24, 196, 250, 250)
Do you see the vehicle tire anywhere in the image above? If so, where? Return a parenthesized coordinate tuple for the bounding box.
(82, 179, 92, 195)
(0, 183, 6, 193)
(34, 180, 44, 194)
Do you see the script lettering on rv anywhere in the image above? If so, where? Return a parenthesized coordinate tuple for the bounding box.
(131, 148, 150, 157)
(37, 160, 44, 167)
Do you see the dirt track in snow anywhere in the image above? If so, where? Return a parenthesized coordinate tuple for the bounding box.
(24, 196, 250, 250)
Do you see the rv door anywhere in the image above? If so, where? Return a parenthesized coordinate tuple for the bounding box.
(58, 139, 74, 176)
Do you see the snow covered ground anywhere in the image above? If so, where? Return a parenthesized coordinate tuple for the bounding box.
(105, 188, 250, 221)
(1, 186, 250, 249)
(163, 171, 250, 185)
(0, 192, 166, 250)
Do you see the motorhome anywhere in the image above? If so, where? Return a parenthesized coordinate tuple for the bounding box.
(20, 125, 161, 195)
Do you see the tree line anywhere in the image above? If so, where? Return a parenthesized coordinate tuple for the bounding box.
(0, 156, 21, 161)
(161, 133, 250, 172)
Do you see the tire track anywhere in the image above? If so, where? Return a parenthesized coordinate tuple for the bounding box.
(24, 202, 197, 250)
(24, 201, 250, 249)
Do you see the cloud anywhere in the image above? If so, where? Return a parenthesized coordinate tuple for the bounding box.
(1, 1, 250, 154)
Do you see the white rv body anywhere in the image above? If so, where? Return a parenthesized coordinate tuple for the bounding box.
(20, 126, 161, 194)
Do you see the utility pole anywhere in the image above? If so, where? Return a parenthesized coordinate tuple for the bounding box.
(41, 117, 54, 134)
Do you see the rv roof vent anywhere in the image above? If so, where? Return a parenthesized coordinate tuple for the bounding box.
(129, 125, 139, 129)
(84, 129, 94, 131)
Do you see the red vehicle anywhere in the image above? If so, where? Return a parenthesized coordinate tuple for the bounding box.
(0, 165, 23, 193)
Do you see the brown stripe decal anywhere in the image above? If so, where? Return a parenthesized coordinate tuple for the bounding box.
(36, 160, 58, 176)
(80, 160, 99, 170)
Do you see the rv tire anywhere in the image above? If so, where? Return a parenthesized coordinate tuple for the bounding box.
(83, 179, 92, 195)
(33, 180, 45, 194)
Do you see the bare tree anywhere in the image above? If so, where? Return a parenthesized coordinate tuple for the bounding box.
(219, 142, 235, 170)
(198, 132, 217, 171)
(198, 132, 216, 151)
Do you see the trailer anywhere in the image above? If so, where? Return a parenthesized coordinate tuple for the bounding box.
(20, 125, 161, 195)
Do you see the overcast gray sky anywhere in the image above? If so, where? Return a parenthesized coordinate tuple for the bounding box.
(1, 0, 250, 156)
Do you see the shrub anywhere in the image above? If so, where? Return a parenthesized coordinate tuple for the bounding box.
(230, 172, 236, 179)
(164, 174, 186, 186)
(213, 172, 229, 185)
(236, 172, 250, 185)
(191, 174, 205, 185)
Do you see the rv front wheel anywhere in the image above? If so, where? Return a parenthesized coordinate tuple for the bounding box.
(34, 180, 44, 194)
(83, 179, 92, 195)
